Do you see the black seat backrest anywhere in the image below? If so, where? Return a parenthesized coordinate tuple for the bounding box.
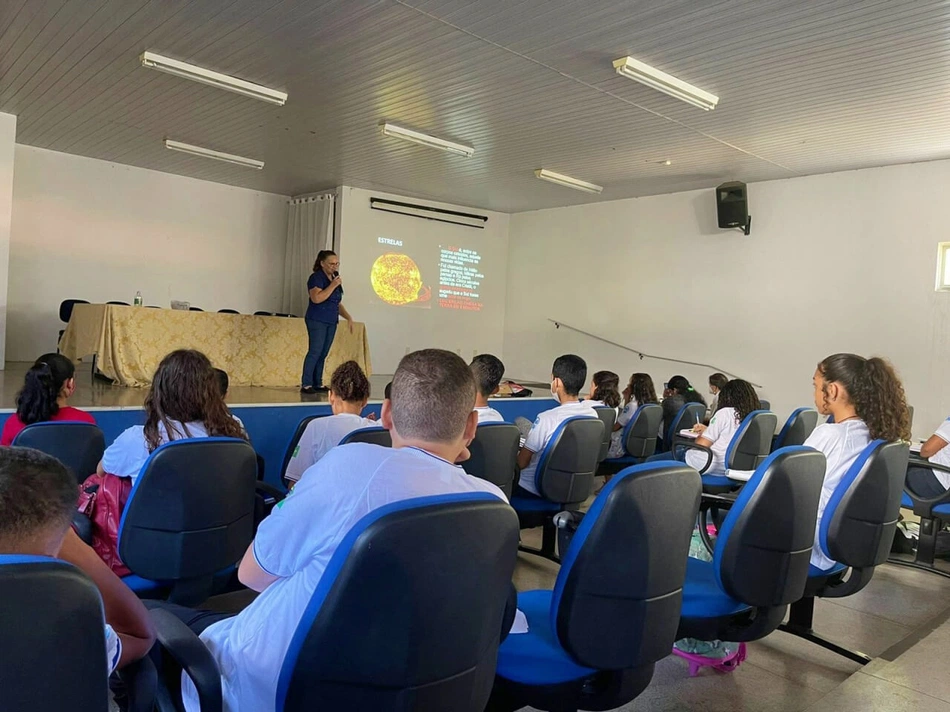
(666, 402, 706, 448)
(281, 415, 325, 483)
(592, 407, 617, 462)
(277, 494, 519, 712)
(553, 463, 701, 669)
(339, 427, 392, 448)
(12, 422, 105, 484)
(536, 417, 604, 504)
(118, 438, 258, 605)
(106, 301, 130, 306)
(822, 440, 909, 569)
(774, 408, 819, 449)
(623, 404, 663, 458)
(254, 311, 274, 316)
(218, 309, 240, 314)
(0, 556, 109, 711)
(725, 411, 778, 471)
(758, 399, 771, 411)
(714, 447, 826, 606)
(59, 298, 89, 323)
(462, 423, 520, 498)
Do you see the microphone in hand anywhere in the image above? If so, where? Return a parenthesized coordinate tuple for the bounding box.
(332, 271, 340, 279)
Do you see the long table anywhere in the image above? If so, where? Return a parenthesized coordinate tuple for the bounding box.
(59, 304, 372, 387)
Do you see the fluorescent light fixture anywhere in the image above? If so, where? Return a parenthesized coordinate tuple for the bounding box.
(612, 56, 718, 111)
(141, 51, 288, 106)
(164, 139, 264, 169)
(380, 122, 474, 157)
(535, 169, 603, 194)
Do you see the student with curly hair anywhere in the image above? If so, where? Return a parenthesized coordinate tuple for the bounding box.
(682, 379, 760, 473)
(587, 370, 622, 410)
(284, 360, 376, 484)
(806, 353, 910, 570)
(607, 373, 659, 459)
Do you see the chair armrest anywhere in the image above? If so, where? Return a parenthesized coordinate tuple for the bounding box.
(701, 493, 738, 509)
(255, 481, 286, 502)
(905, 460, 950, 510)
(674, 441, 713, 474)
(149, 608, 223, 712)
(117, 655, 158, 712)
(71, 511, 94, 545)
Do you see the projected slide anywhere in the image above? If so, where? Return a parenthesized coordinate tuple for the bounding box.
(367, 237, 483, 312)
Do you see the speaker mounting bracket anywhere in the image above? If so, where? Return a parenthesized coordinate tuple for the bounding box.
(736, 215, 752, 236)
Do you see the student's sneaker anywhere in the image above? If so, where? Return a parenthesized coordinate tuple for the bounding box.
(671, 639, 747, 677)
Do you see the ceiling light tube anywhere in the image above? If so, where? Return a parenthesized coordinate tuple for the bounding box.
(141, 51, 288, 106)
(612, 56, 718, 111)
(535, 169, 603, 194)
(164, 139, 264, 169)
(380, 122, 474, 157)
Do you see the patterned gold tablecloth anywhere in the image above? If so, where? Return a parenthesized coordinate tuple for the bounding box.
(59, 304, 372, 387)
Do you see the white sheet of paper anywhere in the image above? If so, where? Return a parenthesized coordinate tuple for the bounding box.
(726, 469, 755, 482)
(509, 609, 529, 634)
(678, 430, 700, 439)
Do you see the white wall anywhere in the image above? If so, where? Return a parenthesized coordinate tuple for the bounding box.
(505, 160, 950, 439)
(0, 114, 16, 367)
(338, 186, 510, 373)
(8, 145, 289, 361)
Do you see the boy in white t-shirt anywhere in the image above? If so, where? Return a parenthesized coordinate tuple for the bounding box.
(908, 417, 950, 497)
(515, 354, 596, 497)
(159, 349, 507, 712)
(284, 361, 377, 484)
(471, 354, 505, 423)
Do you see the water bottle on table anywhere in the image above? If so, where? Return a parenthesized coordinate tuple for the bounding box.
(133, 291, 143, 307)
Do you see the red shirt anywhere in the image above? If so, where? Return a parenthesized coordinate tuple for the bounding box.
(1, 406, 97, 446)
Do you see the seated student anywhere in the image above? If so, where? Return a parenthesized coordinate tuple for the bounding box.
(607, 372, 658, 459)
(471, 354, 505, 423)
(0, 447, 154, 672)
(805, 354, 910, 571)
(707, 372, 728, 420)
(659, 375, 707, 448)
(515, 354, 596, 497)
(284, 360, 376, 483)
(1, 353, 95, 446)
(586, 370, 622, 410)
(907, 418, 950, 497)
(214, 367, 246, 432)
(151, 349, 506, 712)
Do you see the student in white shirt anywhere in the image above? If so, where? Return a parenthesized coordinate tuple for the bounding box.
(607, 373, 659, 459)
(0, 448, 154, 675)
(804, 354, 910, 571)
(470, 353, 505, 423)
(907, 418, 950, 497)
(284, 360, 377, 483)
(97, 350, 248, 483)
(516, 354, 596, 497)
(586, 370, 621, 411)
(146, 349, 506, 712)
(706, 373, 728, 422)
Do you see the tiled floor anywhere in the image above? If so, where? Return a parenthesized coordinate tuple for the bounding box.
(514, 515, 950, 711)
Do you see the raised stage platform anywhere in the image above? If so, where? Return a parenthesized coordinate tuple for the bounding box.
(0, 362, 555, 488)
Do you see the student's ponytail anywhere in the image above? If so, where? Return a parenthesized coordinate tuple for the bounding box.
(16, 353, 74, 425)
(818, 354, 910, 442)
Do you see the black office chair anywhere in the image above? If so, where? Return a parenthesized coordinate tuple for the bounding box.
(462, 422, 520, 498)
(218, 309, 240, 314)
(510, 416, 604, 561)
(677, 447, 825, 645)
(118, 438, 258, 606)
(780, 440, 908, 664)
(662, 402, 706, 452)
(491, 462, 701, 712)
(107, 301, 131, 306)
(151, 493, 519, 712)
(0, 555, 156, 712)
(601, 403, 663, 473)
(339, 427, 392, 447)
(58, 298, 89, 346)
(254, 311, 275, 316)
(12, 422, 105, 484)
(592, 406, 617, 463)
(890, 456, 950, 578)
(280, 414, 325, 486)
(772, 407, 819, 451)
(188, 306, 204, 312)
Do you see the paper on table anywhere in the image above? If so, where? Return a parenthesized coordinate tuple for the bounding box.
(726, 469, 755, 482)
(678, 430, 700, 439)
(509, 609, 529, 634)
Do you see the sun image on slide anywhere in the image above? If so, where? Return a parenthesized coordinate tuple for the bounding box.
(370, 253, 432, 308)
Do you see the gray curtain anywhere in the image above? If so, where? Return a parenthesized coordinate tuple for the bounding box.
(281, 195, 334, 318)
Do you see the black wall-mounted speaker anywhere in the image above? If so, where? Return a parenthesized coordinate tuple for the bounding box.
(716, 181, 748, 229)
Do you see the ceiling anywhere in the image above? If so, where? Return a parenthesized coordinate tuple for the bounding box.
(4, 0, 950, 212)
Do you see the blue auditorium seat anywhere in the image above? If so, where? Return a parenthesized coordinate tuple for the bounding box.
(600, 403, 663, 472)
(591, 406, 616, 462)
(510, 416, 604, 561)
(491, 462, 701, 712)
(676, 410, 777, 492)
(660, 402, 706, 453)
(890, 452, 950, 578)
(150, 492, 519, 712)
(339, 426, 392, 447)
(0, 555, 155, 712)
(279, 414, 325, 486)
(12, 421, 105, 484)
(117, 438, 258, 605)
(780, 440, 909, 663)
(771, 407, 819, 451)
(677, 447, 825, 643)
(462, 422, 521, 497)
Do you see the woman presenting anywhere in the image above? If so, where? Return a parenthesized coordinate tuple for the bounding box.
(301, 250, 354, 394)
